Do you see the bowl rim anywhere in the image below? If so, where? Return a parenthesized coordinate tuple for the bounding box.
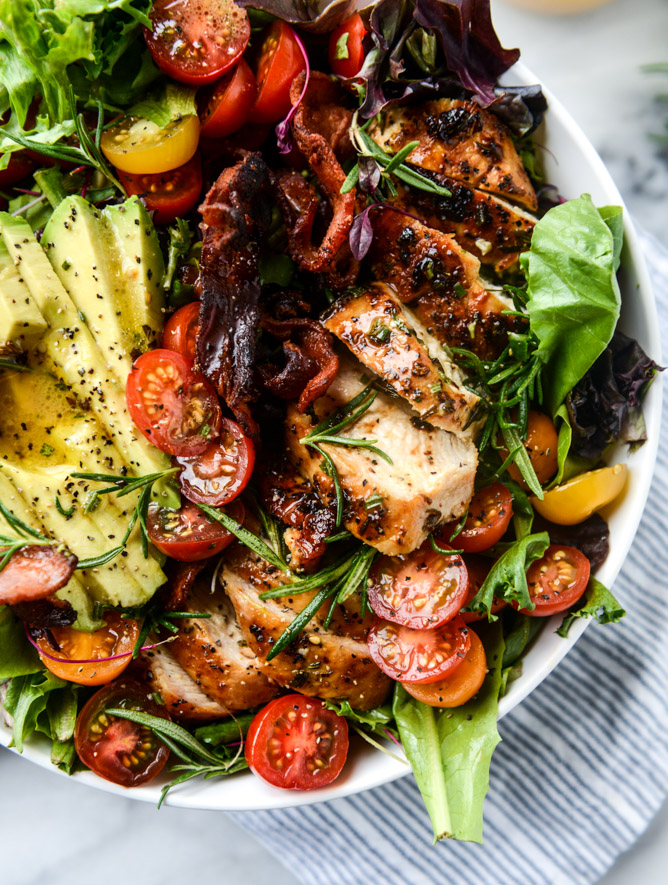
(0, 60, 663, 813)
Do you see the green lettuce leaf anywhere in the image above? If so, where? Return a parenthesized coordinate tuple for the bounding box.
(324, 699, 394, 736)
(469, 532, 550, 618)
(557, 577, 626, 638)
(3, 670, 78, 756)
(392, 621, 504, 842)
(0, 606, 42, 679)
(521, 195, 622, 415)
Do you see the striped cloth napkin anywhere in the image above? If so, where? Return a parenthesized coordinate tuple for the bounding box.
(230, 227, 668, 885)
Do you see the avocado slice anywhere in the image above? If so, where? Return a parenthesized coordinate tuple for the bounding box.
(0, 212, 169, 477)
(0, 470, 101, 631)
(42, 196, 166, 381)
(0, 237, 48, 355)
(104, 196, 166, 352)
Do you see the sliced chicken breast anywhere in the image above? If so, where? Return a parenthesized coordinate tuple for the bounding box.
(286, 357, 478, 555)
(322, 282, 479, 438)
(369, 210, 523, 361)
(220, 546, 392, 710)
(141, 642, 228, 722)
(370, 99, 537, 211)
(169, 581, 281, 713)
(393, 182, 535, 274)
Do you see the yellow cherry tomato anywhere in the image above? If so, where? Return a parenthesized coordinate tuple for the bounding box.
(100, 114, 200, 174)
(532, 463, 628, 526)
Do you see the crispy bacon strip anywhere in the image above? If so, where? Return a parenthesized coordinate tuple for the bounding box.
(197, 152, 273, 437)
(11, 596, 76, 629)
(161, 561, 209, 612)
(0, 546, 77, 606)
(260, 461, 336, 572)
(275, 73, 355, 273)
(260, 315, 339, 412)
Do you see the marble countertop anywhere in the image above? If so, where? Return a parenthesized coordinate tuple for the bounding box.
(2, 1, 668, 883)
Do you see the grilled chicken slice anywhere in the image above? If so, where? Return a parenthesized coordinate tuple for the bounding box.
(260, 460, 336, 572)
(393, 182, 535, 274)
(286, 357, 477, 555)
(370, 99, 537, 211)
(322, 283, 479, 438)
(369, 210, 523, 361)
(220, 546, 392, 710)
(142, 643, 228, 722)
(169, 581, 281, 714)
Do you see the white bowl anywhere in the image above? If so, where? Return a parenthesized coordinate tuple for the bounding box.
(1, 62, 662, 811)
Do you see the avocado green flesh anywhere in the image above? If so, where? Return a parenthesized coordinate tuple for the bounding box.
(0, 471, 101, 631)
(0, 238, 48, 354)
(0, 203, 170, 619)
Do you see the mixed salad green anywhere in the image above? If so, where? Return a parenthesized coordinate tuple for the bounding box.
(0, 0, 661, 843)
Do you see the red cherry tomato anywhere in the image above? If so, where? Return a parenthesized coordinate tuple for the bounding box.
(74, 680, 170, 787)
(144, 0, 250, 85)
(198, 59, 257, 138)
(126, 349, 221, 457)
(367, 615, 471, 684)
(148, 497, 244, 561)
(459, 554, 506, 623)
(0, 152, 36, 188)
(521, 545, 591, 617)
(178, 418, 255, 506)
(245, 694, 349, 790)
(250, 21, 306, 124)
(118, 153, 202, 225)
(439, 483, 513, 554)
(328, 13, 367, 79)
(162, 301, 200, 363)
(368, 544, 468, 629)
(401, 628, 487, 708)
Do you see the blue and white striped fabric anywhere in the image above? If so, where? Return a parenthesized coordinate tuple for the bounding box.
(231, 228, 668, 885)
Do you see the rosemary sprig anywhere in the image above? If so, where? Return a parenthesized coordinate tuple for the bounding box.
(451, 322, 546, 499)
(299, 385, 393, 527)
(70, 467, 180, 567)
(105, 708, 247, 808)
(0, 501, 68, 573)
(111, 601, 212, 659)
(0, 90, 125, 195)
(344, 111, 452, 198)
(264, 544, 378, 658)
(196, 503, 289, 573)
(0, 358, 30, 373)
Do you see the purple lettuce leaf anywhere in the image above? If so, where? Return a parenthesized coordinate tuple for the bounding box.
(238, 0, 359, 33)
(413, 0, 519, 105)
(566, 330, 663, 461)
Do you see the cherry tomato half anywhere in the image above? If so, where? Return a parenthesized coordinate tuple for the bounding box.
(368, 544, 468, 629)
(162, 301, 200, 362)
(521, 545, 591, 617)
(328, 13, 367, 79)
(74, 680, 170, 787)
(245, 694, 349, 790)
(0, 152, 36, 188)
(126, 349, 221, 457)
(459, 555, 506, 623)
(148, 497, 244, 561)
(199, 59, 257, 138)
(34, 612, 139, 686)
(506, 411, 559, 489)
(440, 483, 513, 554)
(119, 153, 203, 225)
(367, 615, 471, 684)
(101, 115, 200, 175)
(402, 628, 487, 708)
(250, 22, 306, 124)
(178, 418, 255, 507)
(144, 0, 250, 85)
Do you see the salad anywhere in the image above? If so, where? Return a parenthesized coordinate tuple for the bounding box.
(0, 0, 661, 843)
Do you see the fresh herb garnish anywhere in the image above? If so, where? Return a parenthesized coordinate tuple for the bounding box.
(70, 467, 179, 566)
(299, 384, 393, 527)
(105, 707, 247, 808)
(343, 111, 451, 199)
